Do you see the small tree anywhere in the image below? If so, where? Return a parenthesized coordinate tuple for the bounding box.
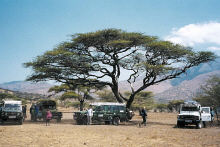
(194, 75, 220, 109)
(96, 89, 116, 102)
(24, 29, 216, 109)
(167, 100, 184, 112)
(156, 103, 168, 112)
(49, 84, 95, 110)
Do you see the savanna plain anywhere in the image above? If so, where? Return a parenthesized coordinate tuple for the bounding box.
(0, 107, 219, 147)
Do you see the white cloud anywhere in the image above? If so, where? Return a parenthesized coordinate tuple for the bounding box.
(207, 46, 220, 51)
(165, 22, 220, 46)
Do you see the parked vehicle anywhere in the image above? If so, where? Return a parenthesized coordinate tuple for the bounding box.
(74, 102, 134, 125)
(0, 100, 23, 125)
(177, 101, 212, 129)
(217, 107, 220, 123)
(30, 100, 62, 122)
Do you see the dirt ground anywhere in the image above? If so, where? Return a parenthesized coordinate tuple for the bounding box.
(0, 108, 220, 147)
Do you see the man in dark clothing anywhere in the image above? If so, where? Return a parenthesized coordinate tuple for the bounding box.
(141, 107, 147, 126)
(22, 105, 27, 120)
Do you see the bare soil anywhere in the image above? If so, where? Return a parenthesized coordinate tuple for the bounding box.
(0, 108, 219, 147)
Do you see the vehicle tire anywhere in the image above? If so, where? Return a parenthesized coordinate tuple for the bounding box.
(196, 121, 203, 129)
(105, 121, 110, 125)
(31, 115, 34, 121)
(177, 121, 181, 128)
(112, 117, 120, 126)
(57, 117, 61, 123)
(177, 121, 184, 128)
(83, 117, 87, 125)
(18, 119, 23, 125)
(203, 121, 206, 128)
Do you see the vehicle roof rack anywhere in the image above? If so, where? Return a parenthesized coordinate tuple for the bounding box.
(91, 102, 126, 106)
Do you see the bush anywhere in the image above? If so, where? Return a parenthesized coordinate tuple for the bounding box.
(155, 103, 168, 112)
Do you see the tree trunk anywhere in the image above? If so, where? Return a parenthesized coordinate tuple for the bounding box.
(126, 94, 135, 109)
(111, 78, 124, 103)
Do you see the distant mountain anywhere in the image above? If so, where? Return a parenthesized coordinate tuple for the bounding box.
(155, 70, 220, 102)
(0, 81, 53, 95)
(170, 58, 220, 86)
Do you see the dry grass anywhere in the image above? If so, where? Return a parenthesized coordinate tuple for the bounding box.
(0, 109, 219, 147)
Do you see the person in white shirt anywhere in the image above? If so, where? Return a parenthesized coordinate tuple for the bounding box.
(87, 106, 93, 125)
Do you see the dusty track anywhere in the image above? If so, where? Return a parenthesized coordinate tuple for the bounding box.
(0, 111, 220, 147)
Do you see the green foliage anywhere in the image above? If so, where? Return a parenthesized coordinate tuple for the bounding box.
(49, 84, 95, 101)
(124, 91, 155, 110)
(64, 101, 89, 109)
(60, 91, 79, 101)
(167, 100, 184, 112)
(156, 103, 168, 112)
(96, 90, 117, 102)
(48, 84, 70, 93)
(0, 93, 15, 99)
(194, 76, 220, 109)
(13, 98, 28, 105)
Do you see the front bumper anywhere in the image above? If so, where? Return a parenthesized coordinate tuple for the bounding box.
(177, 119, 200, 125)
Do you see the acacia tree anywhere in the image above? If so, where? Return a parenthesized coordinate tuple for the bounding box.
(24, 29, 216, 108)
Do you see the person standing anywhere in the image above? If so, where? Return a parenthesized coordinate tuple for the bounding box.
(87, 106, 93, 125)
(22, 105, 27, 120)
(46, 109, 52, 126)
(34, 105, 39, 121)
(141, 107, 147, 126)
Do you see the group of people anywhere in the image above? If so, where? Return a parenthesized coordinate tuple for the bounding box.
(29, 104, 53, 126)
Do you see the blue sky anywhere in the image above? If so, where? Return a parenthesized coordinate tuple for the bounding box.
(0, 0, 220, 83)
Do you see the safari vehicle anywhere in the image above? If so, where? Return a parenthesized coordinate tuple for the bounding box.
(177, 101, 211, 129)
(74, 102, 134, 125)
(217, 107, 220, 123)
(0, 100, 23, 125)
(30, 100, 62, 122)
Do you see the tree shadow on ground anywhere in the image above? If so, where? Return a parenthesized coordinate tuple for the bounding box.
(23, 119, 75, 125)
(119, 120, 176, 127)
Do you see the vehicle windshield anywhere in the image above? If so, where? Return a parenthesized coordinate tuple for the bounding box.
(202, 108, 210, 113)
(182, 107, 199, 111)
(42, 105, 56, 110)
(3, 104, 21, 111)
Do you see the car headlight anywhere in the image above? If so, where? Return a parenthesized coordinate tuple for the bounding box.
(178, 115, 184, 119)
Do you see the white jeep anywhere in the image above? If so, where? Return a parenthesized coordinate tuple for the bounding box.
(177, 101, 211, 129)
